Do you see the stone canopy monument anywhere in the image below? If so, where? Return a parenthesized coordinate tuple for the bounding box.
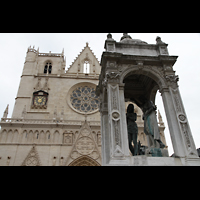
(96, 33, 200, 166)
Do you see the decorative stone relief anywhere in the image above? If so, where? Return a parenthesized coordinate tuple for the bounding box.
(106, 72, 120, 81)
(178, 114, 187, 122)
(63, 131, 73, 145)
(180, 122, 191, 150)
(21, 146, 41, 166)
(113, 120, 121, 147)
(163, 65, 173, 72)
(81, 128, 90, 137)
(76, 137, 95, 155)
(165, 75, 179, 83)
(89, 151, 99, 160)
(106, 61, 117, 69)
(108, 84, 124, 157)
(171, 88, 197, 156)
(110, 85, 119, 110)
(66, 120, 101, 165)
(107, 44, 114, 51)
(71, 151, 80, 160)
(112, 111, 120, 120)
(160, 46, 168, 55)
(172, 88, 182, 113)
(165, 75, 179, 88)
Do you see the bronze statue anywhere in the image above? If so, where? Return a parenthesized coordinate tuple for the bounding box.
(142, 100, 165, 149)
(126, 104, 138, 156)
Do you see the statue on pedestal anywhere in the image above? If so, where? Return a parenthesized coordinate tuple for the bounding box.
(126, 104, 138, 156)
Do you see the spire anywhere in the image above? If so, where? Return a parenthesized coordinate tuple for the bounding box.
(3, 104, 9, 118)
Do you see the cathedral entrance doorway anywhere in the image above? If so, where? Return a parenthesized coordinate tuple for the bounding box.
(68, 156, 100, 166)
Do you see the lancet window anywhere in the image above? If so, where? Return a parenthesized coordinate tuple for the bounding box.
(44, 62, 52, 74)
(83, 60, 90, 74)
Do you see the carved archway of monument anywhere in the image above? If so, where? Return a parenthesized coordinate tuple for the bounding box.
(120, 66, 167, 108)
(120, 66, 167, 90)
(68, 156, 101, 166)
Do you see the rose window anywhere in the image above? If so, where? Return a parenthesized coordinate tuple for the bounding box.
(70, 86, 99, 113)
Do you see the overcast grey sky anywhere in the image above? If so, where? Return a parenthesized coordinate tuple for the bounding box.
(0, 33, 200, 156)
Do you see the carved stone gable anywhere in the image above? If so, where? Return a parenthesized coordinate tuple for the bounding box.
(63, 131, 73, 145)
(66, 43, 100, 74)
(65, 120, 101, 166)
(21, 146, 41, 166)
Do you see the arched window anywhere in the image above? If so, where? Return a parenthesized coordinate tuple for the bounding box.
(83, 60, 90, 74)
(44, 62, 52, 74)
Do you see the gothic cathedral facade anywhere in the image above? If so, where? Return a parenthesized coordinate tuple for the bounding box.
(0, 42, 167, 166)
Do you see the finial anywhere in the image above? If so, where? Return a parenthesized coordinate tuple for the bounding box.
(86, 42, 89, 47)
(107, 33, 112, 39)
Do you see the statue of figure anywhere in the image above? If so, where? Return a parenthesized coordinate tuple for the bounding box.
(120, 33, 132, 41)
(126, 104, 138, 156)
(142, 100, 165, 149)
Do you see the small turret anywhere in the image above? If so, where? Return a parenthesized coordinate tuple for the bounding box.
(25, 45, 38, 62)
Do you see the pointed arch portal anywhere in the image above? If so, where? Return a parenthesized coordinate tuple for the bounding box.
(68, 156, 100, 166)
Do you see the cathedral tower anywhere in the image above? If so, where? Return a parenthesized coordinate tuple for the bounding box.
(0, 43, 102, 166)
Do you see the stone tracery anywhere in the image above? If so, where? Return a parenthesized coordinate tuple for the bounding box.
(70, 86, 99, 113)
